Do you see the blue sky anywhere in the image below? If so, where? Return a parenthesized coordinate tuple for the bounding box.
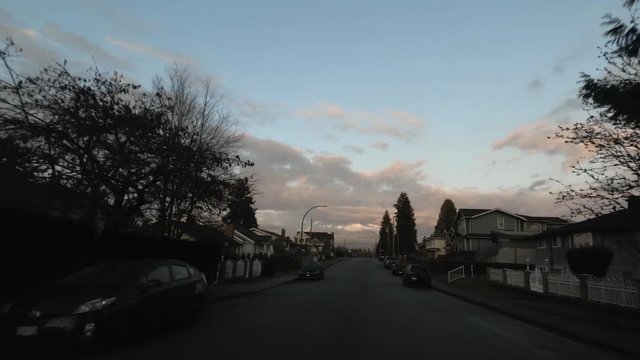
(1, 0, 625, 247)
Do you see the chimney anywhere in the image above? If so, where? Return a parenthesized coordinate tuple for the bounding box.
(629, 196, 640, 211)
(281, 228, 286, 239)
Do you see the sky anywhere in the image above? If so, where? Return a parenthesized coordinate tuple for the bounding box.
(1, 0, 627, 249)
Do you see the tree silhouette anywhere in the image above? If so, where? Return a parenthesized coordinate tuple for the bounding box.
(222, 177, 258, 228)
(377, 210, 393, 256)
(394, 192, 417, 255)
(0, 40, 252, 236)
(550, 1, 640, 218)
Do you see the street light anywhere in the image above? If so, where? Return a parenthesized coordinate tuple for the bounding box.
(300, 205, 327, 260)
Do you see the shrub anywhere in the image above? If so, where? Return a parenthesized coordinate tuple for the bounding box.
(566, 246, 613, 277)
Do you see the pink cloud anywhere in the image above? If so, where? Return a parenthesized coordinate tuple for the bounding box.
(492, 120, 591, 170)
(242, 135, 568, 249)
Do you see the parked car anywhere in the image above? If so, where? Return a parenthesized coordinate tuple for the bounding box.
(0, 259, 207, 347)
(383, 257, 398, 269)
(391, 263, 405, 276)
(298, 262, 324, 280)
(378, 255, 385, 261)
(402, 264, 432, 287)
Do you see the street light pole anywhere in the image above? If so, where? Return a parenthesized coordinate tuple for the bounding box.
(300, 205, 327, 260)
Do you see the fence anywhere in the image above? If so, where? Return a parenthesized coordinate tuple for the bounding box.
(486, 267, 640, 310)
(547, 273, 581, 298)
(505, 269, 525, 288)
(488, 268, 503, 283)
(448, 265, 465, 283)
(587, 277, 639, 309)
(529, 269, 543, 293)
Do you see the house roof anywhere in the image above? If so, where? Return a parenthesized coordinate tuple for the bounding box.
(458, 208, 491, 217)
(532, 207, 640, 238)
(234, 226, 272, 244)
(304, 231, 334, 241)
(516, 215, 570, 224)
(251, 228, 282, 239)
(179, 222, 237, 245)
(458, 208, 569, 224)
(490, 230, 540, 239)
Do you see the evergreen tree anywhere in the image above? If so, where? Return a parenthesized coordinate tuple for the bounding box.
(377, 210, 393, 256)
(394, 192, 417, 255)
(222, 177, 258, 228)
(433, 199, 457, 237)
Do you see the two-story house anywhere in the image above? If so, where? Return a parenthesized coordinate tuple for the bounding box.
(421, 235, 447, 259)
(453, 208, 569, 262)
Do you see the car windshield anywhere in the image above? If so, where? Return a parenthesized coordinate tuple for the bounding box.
(301, 263, 320, 271)
(410, 265, 428, 272)
(58, 261, 150, 286)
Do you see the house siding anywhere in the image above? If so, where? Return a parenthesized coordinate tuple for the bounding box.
(471, 211, 519, 233)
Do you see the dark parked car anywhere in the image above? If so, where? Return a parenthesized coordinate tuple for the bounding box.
(0, 259, 207, 347)
(402, 264, 432, 287)
(378, 255, 385, 261)
(298, 262, 324, 280)
(391, 263, 405, 276)
(383, 257, 398, 269)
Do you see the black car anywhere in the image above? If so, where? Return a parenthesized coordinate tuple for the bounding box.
(298, 262, 324, 280)
(383, 257, 398, 269)
(0, 259, 207, 347)
(391, 262, 405, 276)
(402, 264, 432, 287)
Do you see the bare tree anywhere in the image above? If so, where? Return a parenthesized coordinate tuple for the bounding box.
(148, 65, 252, 237)
(551, 1, 640, 218)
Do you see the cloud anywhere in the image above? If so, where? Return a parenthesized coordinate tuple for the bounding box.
(493, 97, 590, 170)
(242, 135, 568, 248)
(0, 7, 61, 67)
(106, 36, 193, 64)
(42, 23, 131, 69)
(373, 141, 389, 151)
(344, 145, 364, 154)
(528, 79, 543, 91)
(297, 103, 426, 141)
(545, 98, 582, 123)
(528, 179, 549, 191)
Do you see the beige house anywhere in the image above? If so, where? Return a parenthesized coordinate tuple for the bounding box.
(422, 235, 447, 259)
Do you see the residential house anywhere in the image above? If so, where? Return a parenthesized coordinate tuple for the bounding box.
(251, 227, 286, 255)
(421, 235, 447, 259)
(295, 231, 335, 258)
(178, 221, 241, 256)
(530, 196, 640, 279)
(233, 226, 274, 257)
(453, 208, 569, 262)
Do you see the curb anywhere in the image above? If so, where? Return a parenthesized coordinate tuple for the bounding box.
(207, 258, 346, 303)
(431, 282, 639, 360)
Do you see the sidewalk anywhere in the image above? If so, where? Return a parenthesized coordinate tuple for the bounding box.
(206, 258, 344, 302)
(431, 274, 640, 358)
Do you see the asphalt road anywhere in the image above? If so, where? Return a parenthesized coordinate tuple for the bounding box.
(87, 258, 625, 360)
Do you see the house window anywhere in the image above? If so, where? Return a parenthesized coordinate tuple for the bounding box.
(552, 237, 561, 248)
(525, 223, 540, 232)
(497, 218, 505, 229)
(537, 239, 546, 249)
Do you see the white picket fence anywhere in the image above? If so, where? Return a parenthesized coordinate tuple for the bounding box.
(488, 268, 503, 283)
(548, 273, 581, 298)
(587, 277, 639, 309)
(505, 269, 525, 288)
(448, 265, 465, 283)
(529, 269, 543, 293)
